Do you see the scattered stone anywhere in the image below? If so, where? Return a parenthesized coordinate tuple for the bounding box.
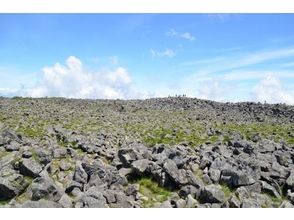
(199, 184, 225, 203)
(0, 174, 29, 200)
(163, 159, 188, 186)
(131, 159, 150, 175)
(19, 158, 43, 178)
(5, 141, 21, 151)
(185, 194, 197, 208)
(21, 199, 62, 208)
(30, 177, 62, 201)
(73, 161, 88, 184)
(53, 148, 67, 158)
(1, 97, 294, 208)
(58, 194, 73, 208)
(228, 195, 241, 208)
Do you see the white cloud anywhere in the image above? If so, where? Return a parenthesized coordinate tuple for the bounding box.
(252, 75, 294, 104)
(180, 32, 195, 41)
(166, 29, 195, 41)
(150, 48, 175, 58)
(21, 56, 146, 99)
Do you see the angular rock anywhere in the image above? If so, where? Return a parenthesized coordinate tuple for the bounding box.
(21, 199, 62, 208)
(34, 149, 52, 165)
(65, 180, 83, 193)
(110, 193, 134, 208)
(241, 198, 261, 208)
(179, 185, 200, 199)
(125, 184, 139, 197)
(103, 189, 117, 204)
(19, 158, 43, 178)
(185, 194, 197, 208)
(155, 200, 173, 208)
(131, 159, 150, 175)
(53, 148, 67, 158)
(286, 170, 294, 191)
(235, 187, 250, 200)
(0, 174, 29, 200)
(261, 181, 281, 199)
(58, 194, 73, 208)
(209, 168, 221, 183)
(5, 141, 21, 151)
(279, 200, 294, 208)
(163, 159, 188, 186)
(228, 195, 241, 208)
(199, 184, 225, 203)
(30, 177, 62, 202)
(175, 198, 186, 208)
(221, 169, 255, 188)
(73, 161, 88, 184)
(80, 196, 109, 208)
(186, 170, 204, 189)
(59, 160, 72, 171)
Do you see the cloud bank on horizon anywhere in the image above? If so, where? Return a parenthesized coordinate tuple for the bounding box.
(0, 14, 294, 104)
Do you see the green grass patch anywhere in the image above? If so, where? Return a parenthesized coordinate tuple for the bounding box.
(220, 184, 235, 198)
(262, 193, 284, 208)
(135, 177, 172, 208)
(216, 123, 294, 145)
(0, 200, 10, 206)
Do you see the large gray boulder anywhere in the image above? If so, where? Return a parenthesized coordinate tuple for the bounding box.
(19, 158, 43, 178)
(131, 159, 151, 175)
(82, 160, 127, 187)
(286, 170, 294, 191)
(58, 194, 73, 208)
(73, 161, 88, 184)
(29, 177, 63, 201)
(199, 184, 225, 203)
(79, 196, 109, 208)
(186, 170, 204, 189)
(163, 159, 188, 186)
(0, 174, 29, 200)
(261, 181, 281, 199)
(118, 149, 139, 167)
(220, 169, 255, 188)
(5, 141, 21, 151)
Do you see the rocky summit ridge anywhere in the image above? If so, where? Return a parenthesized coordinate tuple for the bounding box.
(0, 96, 294, 208)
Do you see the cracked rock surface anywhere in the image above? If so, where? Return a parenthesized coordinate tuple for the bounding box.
(0, 97, 294, 208)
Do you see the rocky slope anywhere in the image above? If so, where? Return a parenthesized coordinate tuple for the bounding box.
(0, 96, 294, 208)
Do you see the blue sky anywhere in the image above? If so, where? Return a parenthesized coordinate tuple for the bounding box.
(0, 14, 294, 103)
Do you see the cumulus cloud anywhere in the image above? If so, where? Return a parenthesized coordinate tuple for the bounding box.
(166, 29, 195, 41)
(150, 48, 175, 58)
(252, 75, 294, 104)
(23, 56, 146, 99)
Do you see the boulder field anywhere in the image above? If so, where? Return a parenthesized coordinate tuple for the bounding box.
(0, 97, 294, 208)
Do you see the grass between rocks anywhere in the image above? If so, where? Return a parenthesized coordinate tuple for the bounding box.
(1, 99, 294, 147)
(262, 193, 284, 208)
(135, 177, 172, 208)
(220, 184, 235, 198)
(0, 200, 10, 206)
(216, 123, 294, 145)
